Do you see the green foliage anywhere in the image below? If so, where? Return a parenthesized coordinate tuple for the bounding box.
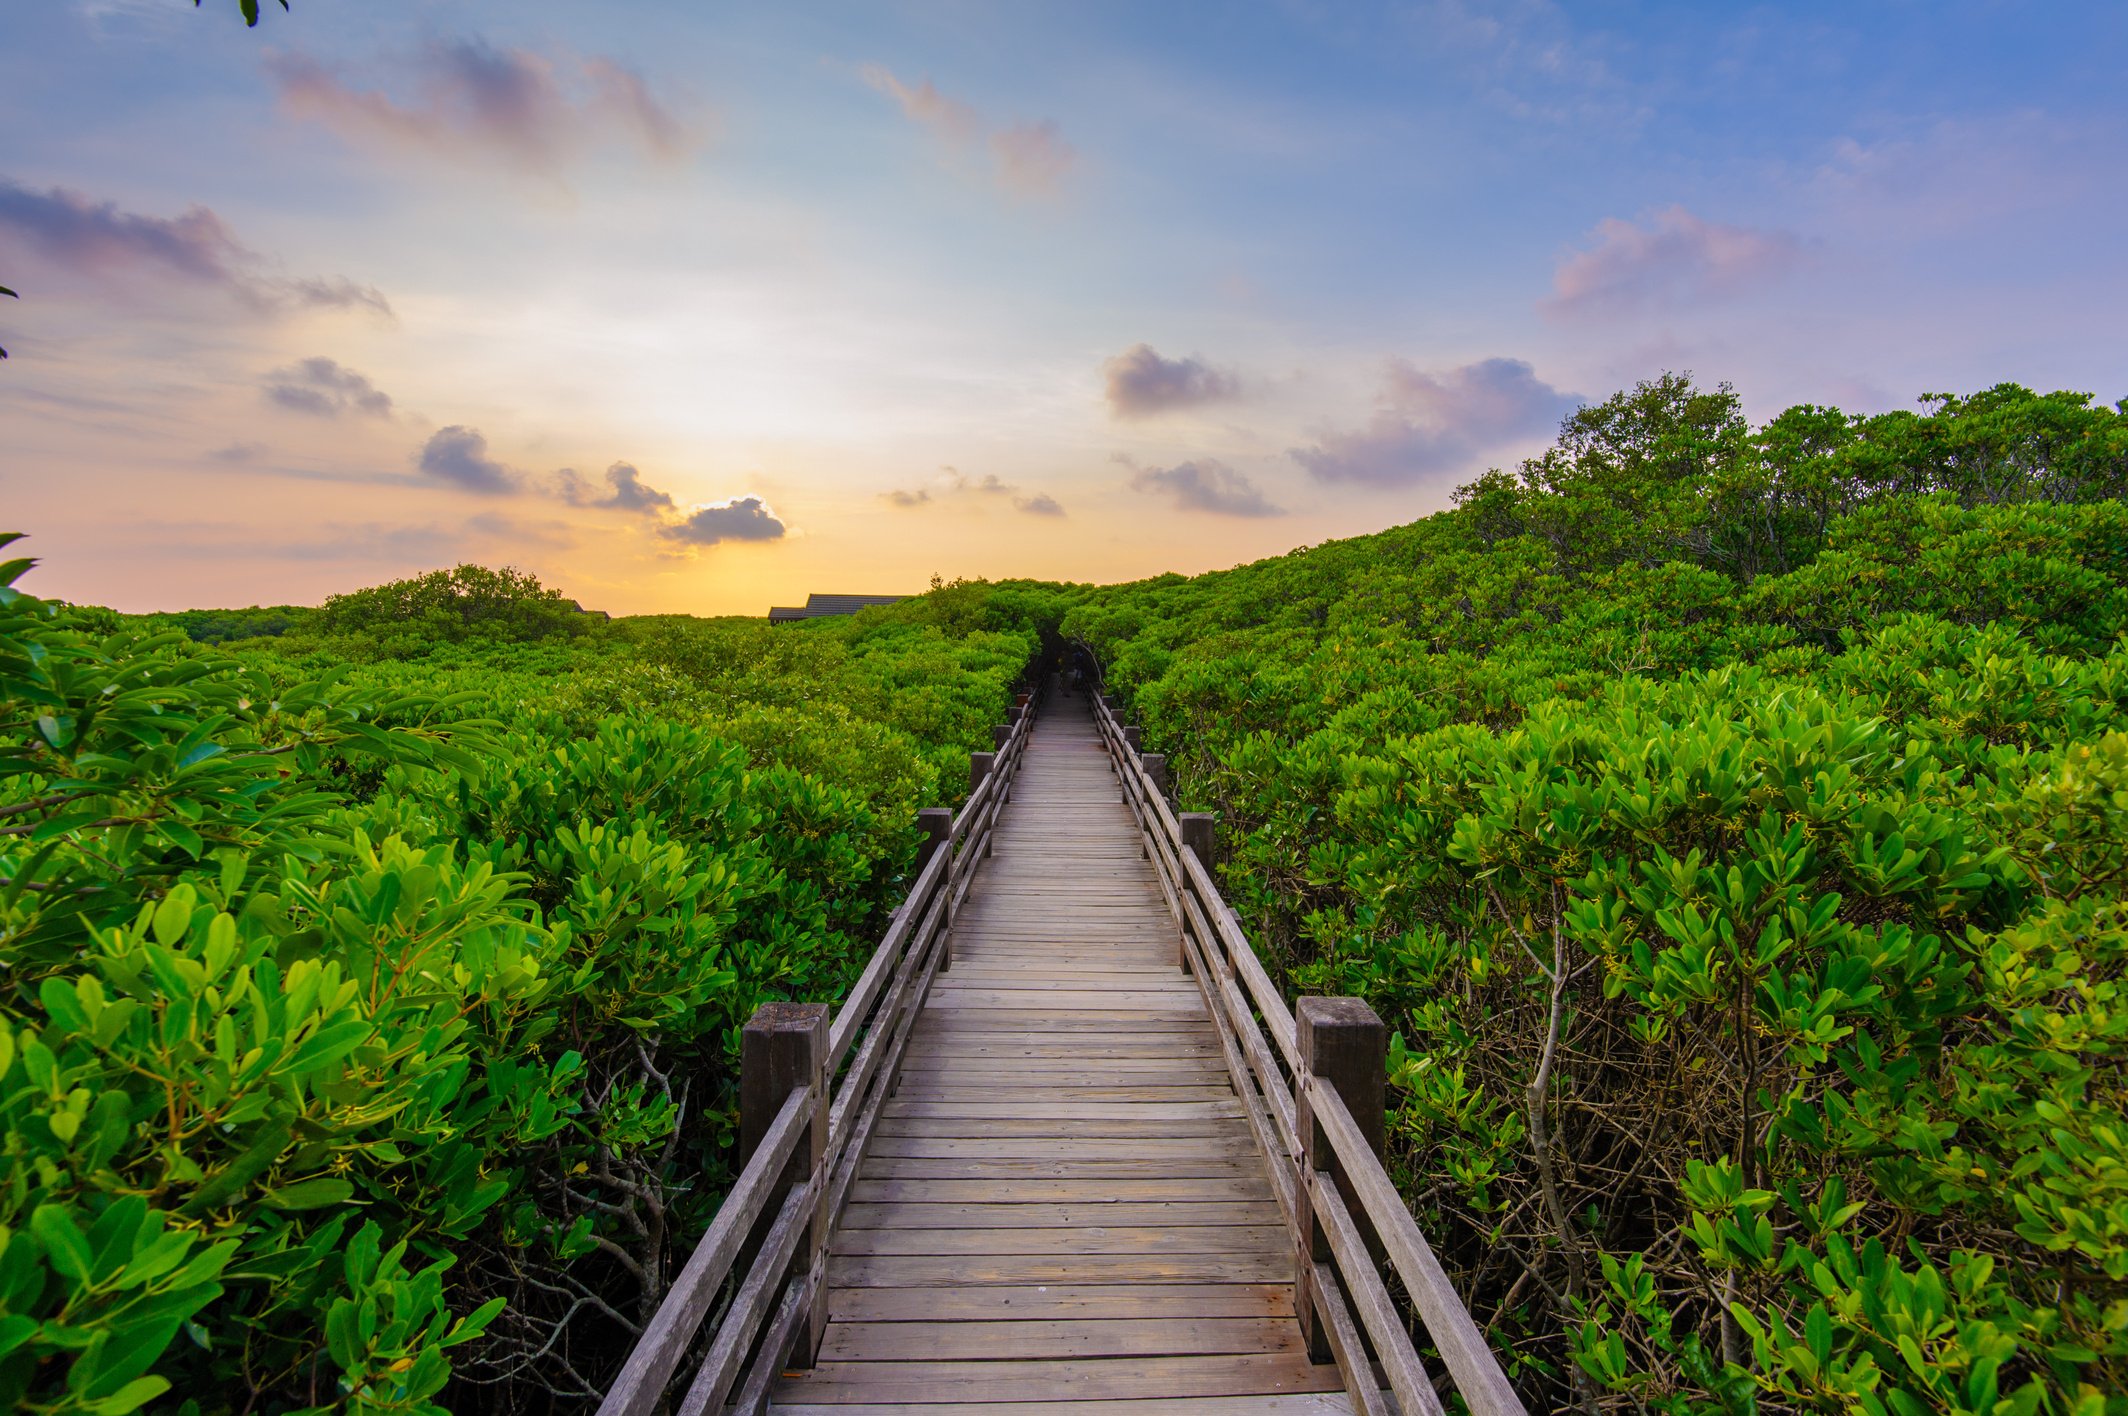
(309, 565, 597, 658)
(0, 542, 1044, 1413)
(1063, 377, 2128, 1413)
(133, 605, 310, 645)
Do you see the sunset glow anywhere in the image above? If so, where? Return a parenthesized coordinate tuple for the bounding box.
(4, 1, 2123, 613)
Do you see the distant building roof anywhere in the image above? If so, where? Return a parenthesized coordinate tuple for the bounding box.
(768, 593, 905, 623)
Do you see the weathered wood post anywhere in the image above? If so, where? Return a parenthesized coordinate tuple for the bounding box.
(1143, 752, 1170, 801)
(1178, 812, 1217, 974)
(969, 751, 995, 794)
(1179, 812, 1217, 875)
(915, 807, 952, 873)
(739, 1001, 831, 1365)
(992, 723, 1011, 749)
(1295, 996, 1387, 1364)
(1123, 725, 1142, 751)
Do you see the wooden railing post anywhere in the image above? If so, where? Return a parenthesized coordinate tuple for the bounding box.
(740, 1002, 831, 1365)
(1295, 996, 1386, 1364)
(1179, 812, 1217, 875)
(992, 723, 1012, 749)
(970, 750, 995, 795)
(1143, 752, 1170, 801)
(915, 807, 951, 872)
(1178, 812, 1216, 973)
(1123, 724, 1142, 751)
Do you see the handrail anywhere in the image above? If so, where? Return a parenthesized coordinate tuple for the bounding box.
(597, 689, 1039, 1416)
(1076, 649, 1525, 1416)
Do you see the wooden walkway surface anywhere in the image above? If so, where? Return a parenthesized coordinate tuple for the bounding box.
(771, 693, 1353, 1413)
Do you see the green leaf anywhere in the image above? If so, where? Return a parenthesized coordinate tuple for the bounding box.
(84, 1377, 170, 1416)
(32, 1205, 94, 1281)
(39, 975, 90, 1032)
(181, 1119, 293, 1215)
(261, 1177, 355, 1211)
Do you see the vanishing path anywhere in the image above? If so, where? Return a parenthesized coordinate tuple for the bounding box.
(771, 692, 1351, 1412)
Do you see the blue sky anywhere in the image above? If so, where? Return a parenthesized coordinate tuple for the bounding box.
(3, 0, 2123, 613)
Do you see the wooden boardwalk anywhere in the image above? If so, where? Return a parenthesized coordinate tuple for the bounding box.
(771, 693, 1352, 1412)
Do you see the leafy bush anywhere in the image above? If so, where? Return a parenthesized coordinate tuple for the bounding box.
(311, 566, 595, 658)
(0, 542, 1042, 1414)
(1063, 377, 2128, 1414)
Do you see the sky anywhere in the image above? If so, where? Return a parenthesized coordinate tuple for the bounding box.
(2, 0, 2124, 616)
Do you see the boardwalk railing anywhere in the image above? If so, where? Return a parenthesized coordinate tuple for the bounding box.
(598, 692, 1037, 1416)
(1080, 654, 1527, 1416)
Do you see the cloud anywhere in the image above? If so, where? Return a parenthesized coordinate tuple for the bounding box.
(659, 496, 787, 547)
(557, 461, 676, 514)
(881, 466, 1065, 516)
(279, 276, 393, 314)
(1124, 457, 1284, 517)
(1292, 356, 1581, 487)
(0, 178, 390, 315)
(1545, 205, 1800, 319)
(417, 425, 518, 495)
(860, 67, 981, 145)
(262, 356, 394, 418)
(860, 64, 1076, 197)
(1103, 343, 1241, 418)
(268, 39, 697, 176)
(992, 122, 1075, 197)
(207, 441, 267, 463)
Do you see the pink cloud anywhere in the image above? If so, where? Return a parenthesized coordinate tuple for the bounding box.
(0, 178, 389, 316)
(859, 64, 1076, 198)
(268, 39, 698, 175)
(860, 66, 981, 145)
(991, 120, 1075, 197)
(1545, 205, 1799, 319)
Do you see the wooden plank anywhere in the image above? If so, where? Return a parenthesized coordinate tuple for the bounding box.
(923, 990, 1210, 1011)
(840, 1201, 1281, 1229)
(891, 1064, 1232, 1082)
(900, 1042, 1224, 1059)
(829, 1253, 1297, 1287)
(884, 1098, 1240, 1117)
(928, 976, 1196, 993)
(885, 1085, 1236, 1104)
(819, 1316, 1304, 1361)
(772, 1353, 1348, 1402)
(900, 1016, 1216, 1034)
(827, 1283, 1297, 1322)
(847, 1177, 1274, 1204)
(831, 1224, 1290, 1257)
(872, 1119, 1243, 1140)
(859, 1156, 1268, 1180)
(863, 1137, 1260, 1161)
(769, 1397, 1352, 1416)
